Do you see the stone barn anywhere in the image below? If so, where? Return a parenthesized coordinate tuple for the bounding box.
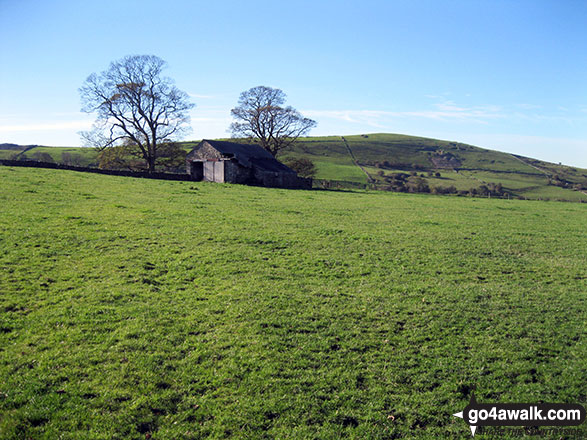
(186, 140, 311, 189)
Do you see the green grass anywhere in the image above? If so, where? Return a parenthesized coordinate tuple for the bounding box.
(516, 184, 587, 202)
(423, 171, 481, 191)
(363, 167, 483, 192)
(0, 166, 585, 439)
(281, 138, 367, 184)
(339, 133, 532, 172)
(459, 170, 547, 190)
(458, 170, 587, 202)
(0, 151, 18, 160)
(0, 146, 98, 166)
(312, 160, 367, 183)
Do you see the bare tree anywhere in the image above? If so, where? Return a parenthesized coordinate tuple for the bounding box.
(229, 86, 316, 157)
(79, 55, 194, 173)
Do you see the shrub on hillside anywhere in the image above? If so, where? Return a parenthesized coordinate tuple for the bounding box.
(31, 152, 55, 163)
(282, 157, 317, 178)
(98, 142, 185, 172)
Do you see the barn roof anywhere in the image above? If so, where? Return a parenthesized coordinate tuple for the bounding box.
(201, 140, 274, 160)
(250, 157, 296, 174)
(190, 140, 295, 173)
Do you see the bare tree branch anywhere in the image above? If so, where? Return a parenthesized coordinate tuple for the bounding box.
(79, 55, 194, 173)
(229, 86, 316, 157)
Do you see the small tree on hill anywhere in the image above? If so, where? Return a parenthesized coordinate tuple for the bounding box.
(31, 152, 55, 163)
(61, 152, 84, 166)
(407, 176, 430, 193)
(283, 157, 317, 178)
(154, 142, 187, 172)
(98, 144, 139, 170)
(98, 140, 185, 172)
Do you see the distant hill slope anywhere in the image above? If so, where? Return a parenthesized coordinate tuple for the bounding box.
(280, 133, 587, 202)
(0, 144, 98, 166)
(0, 143, 28, 150)
(2, 134, 586, 201)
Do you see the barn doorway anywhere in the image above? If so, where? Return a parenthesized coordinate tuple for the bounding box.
(189, 161, 203, 180)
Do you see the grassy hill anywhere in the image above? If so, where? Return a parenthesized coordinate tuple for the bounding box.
(280, 133, 587, 202)
(2, 133, 586, 201)
(0, 166, 585, 439)
(0, 144, 98, 167)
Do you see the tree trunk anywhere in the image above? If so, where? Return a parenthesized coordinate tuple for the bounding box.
(147, 155, 156, 173)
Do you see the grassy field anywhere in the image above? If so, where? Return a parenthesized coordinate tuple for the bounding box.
(0, 166, 585, 439)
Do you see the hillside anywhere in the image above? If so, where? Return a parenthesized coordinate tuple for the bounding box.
(2, 133, 586, 201)
(0, 166, 585, 438)
(280, 133, 587, 202)
(0, 144, 97, 167)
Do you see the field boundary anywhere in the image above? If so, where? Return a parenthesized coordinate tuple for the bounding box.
(0, 159, 192, 181)
(12, 145, 38, 160)
(340, 136, 374, 184)
(510, 154, 552, 177)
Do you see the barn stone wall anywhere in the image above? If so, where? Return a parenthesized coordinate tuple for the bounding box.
(223, 160, 251, 184)
(186, 142, 223, 161)
(252, 168, 312, 189)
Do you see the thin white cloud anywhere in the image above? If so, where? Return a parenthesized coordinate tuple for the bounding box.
(304, 102, 504, 126)
(191, 117, 232, 123)
(0, 120, 92, 132)
(302, 110, 388, 128)
(305, 98, 587, 129)
(187, 92, 217, 99)
(413, 102, 503, 122)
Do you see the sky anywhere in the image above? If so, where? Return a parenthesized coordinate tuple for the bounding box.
(1, 0, 587, 167)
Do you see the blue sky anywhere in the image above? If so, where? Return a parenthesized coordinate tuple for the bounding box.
(1, 0, 587, 167)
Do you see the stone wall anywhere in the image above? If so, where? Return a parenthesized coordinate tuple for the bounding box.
(253, 168, 312, 189)
(0, 159, 190, 181)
